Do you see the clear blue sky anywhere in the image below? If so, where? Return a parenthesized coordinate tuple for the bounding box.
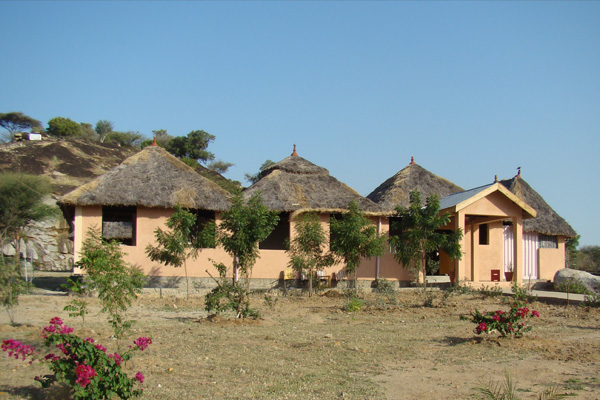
(1, 1, 598, 246)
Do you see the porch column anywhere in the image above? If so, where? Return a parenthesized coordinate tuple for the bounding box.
(472, 223, 479, 283)
(512, 215, 524, 284)
(455, 211, 467, 282)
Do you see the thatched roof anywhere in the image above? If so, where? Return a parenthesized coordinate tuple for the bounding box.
(367, 158, 463, 211)
(500, 175, 577, 237)
(59, 145, 231, 210)
(243, 149, 386, 216)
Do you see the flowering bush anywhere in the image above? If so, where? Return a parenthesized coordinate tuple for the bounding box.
(461, 302, 540, 338)
(2, 317, 151, 399)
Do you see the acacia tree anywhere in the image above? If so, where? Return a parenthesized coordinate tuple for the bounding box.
(0, 173, 57, 323)
(0, 112, 42, 141)
(389, 191, 463, 289)
(287, 212, 334, 297)
(330, 201, 386, 292)
(146, 205, 214, 300)
(217, 192, 279, 288)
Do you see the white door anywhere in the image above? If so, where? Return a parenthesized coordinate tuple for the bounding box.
(522, 232, 539, 279)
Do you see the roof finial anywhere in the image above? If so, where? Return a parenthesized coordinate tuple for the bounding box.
(291, 144, 298, 156)
(410, 156, 415, 165)
(494, 175, 498, 183)
(151, 136, 158, 146)
(516, 166, 521, 178)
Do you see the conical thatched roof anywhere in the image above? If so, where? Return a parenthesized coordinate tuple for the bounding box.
(243, 148, 385, 215)
(500, 175, 576, 237)
(367, 158, 463, 211)
(59, 145, 231, 210)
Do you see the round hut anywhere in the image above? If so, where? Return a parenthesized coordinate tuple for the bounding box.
(367, 157, 463, 211)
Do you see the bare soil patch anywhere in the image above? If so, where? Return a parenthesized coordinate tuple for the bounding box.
(1, 288, 599, 399)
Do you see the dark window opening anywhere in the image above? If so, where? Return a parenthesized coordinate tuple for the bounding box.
(260, 212, 289, 250)
(329, 213, 343, 251)
(539, 234, 558, 249)
(102, 206, 136, 246)
(388, 217, 402, 238)
(479, 223, 489, 245)
(190, 209, 216, 249)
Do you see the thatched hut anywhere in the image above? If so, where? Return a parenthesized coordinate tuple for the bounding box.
(498, 171, 577, 279)
(59, 144, 232, 281)
(243, 145, 385, 216)
(60, 145, 231, 211)
(242, 146, 392, 285)
(367, 157, 463, 211)
(499, 173, 576, 238)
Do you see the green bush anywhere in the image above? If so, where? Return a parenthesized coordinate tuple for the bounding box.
(344, 297, 364, 312)
(555, 277, 591, 295)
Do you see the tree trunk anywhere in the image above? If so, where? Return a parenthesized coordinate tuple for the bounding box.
(308, 270, 313, 297)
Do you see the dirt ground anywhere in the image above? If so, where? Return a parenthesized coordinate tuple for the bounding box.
(1, 283, 599, 400)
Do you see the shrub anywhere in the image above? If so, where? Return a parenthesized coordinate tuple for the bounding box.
(344, 297, 365, 312)
(555, 277, 591, 295)
(461, 302, 540, 338)
(510, 282, 537, 303)
(2, 318, 150, 399)
(205, 262, 260, 319)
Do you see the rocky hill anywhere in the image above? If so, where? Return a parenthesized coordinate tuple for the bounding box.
(0, 138, 137, 195)
(1, 138, 137, 272)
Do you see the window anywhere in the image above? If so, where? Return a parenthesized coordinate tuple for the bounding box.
(102, 206, 136, 246)
(539, 234, 558, 249)
(329, 213, 343, 251)
(479, 224, 489, 245)
(190, 209, 216, 248)
(259, 212, 290, 250)
(388, 217, 402, 238)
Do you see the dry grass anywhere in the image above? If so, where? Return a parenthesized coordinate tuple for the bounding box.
(1, 288, 600, 399)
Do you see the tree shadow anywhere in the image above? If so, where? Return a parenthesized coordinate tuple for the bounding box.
(436, 336, 479, 346)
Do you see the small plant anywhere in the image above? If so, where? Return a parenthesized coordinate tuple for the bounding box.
(474, 369, 565, 400)
(555, 277, 591, 295)
(476, 284, 504, 298)
(0, 256, 28, 325)
(78, 227, 145, 342)
(344, 296, 364, 312)
(263, 292, 278, 310)
(2, 317, 150, 399)
(62, 276, 90, 325)
(373, 278, 394, 294)
(583, 292, 600, 307)
(205, 262, 260, 319)
(511, 282, 537, 303)
(461, 302, 540, 338)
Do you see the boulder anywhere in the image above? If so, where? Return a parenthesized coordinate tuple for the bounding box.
(554, 268, 600, 294)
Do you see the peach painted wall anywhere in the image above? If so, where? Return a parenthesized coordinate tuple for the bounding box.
(73, 206, 421, 282)
(538, 237, 566, 281)
(475, 221, 505, 282)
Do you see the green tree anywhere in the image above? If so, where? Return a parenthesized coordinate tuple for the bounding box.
(389, 191, 463, 289)
(0, 173, 58, 323)
(47, 117, 84, 138)
(287, 212, 334, 297)
(95, 120, 114, 142)
(104, 131, 144, 148)
(146, 205, 215, 300)
(576, 245, 600, 273)
(330, 201, 386, 292)
(207, 160, 234, 175)
(245, 160, 275, 184)
(78, 227, 145, 342)
(166, 130, 215, 164)
(79, 122, 99, 141)
(217, 192, 279, 288)
(0, 112, 42, 141)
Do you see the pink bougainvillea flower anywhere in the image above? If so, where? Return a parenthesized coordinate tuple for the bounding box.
(133, 337, 152, 351)
(75, 364, 97, 388)
(532, 310, 540, 317)
(49, 317, 63, 326)
(135, 372, 145, 384)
